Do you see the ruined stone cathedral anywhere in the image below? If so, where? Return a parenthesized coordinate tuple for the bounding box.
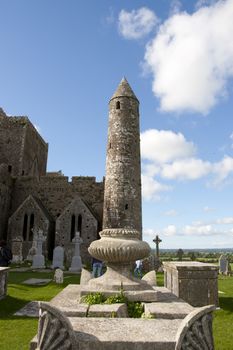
(0, 107, 104, 264)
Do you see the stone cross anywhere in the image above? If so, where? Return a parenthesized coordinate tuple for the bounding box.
(32, 229, 46, 269)
(27, 229, 38, 261)
(153, 235, 162, 258)
(36, 229, 45, 255)
(69, 232, 83, 272)
(73, 232, 83, 256)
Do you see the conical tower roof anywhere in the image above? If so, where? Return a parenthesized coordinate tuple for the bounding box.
(110, 77, 139, 102)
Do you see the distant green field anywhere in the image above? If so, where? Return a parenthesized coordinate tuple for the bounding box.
(0, 270, 232, 349)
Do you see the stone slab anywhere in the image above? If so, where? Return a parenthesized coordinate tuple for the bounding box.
(144, 302, 194, 319)
(80, 286, 158, 302)
(30, 318, 181, 350)
(0, 267, 9, 299)
(22, 278, 52, 286)
(14, 301, 39, 317)
(163, 262, 219, 307)
(88, 303, 128, 318)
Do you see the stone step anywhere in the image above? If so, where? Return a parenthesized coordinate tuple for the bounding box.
(144, 301, 194, 319)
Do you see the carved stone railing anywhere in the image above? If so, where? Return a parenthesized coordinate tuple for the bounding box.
(175, 305, 215, 350)
(32, 303, 215, 350)
(35, 302, 76, 350)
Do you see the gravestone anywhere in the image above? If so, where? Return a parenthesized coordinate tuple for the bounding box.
(69, 232, 83, 273)
(52, 246, 64, 269)
(219, 254, 229, 275)
(27, 230, 38, 261)
(0, 267, 9, 299)
(32, 230, 46, 269)
(11, 237, 23, 263)
(54, 268, 64, 284)
(153, 235, 162, 271)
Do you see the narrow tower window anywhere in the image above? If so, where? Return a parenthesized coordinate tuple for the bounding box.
(23, 214, 28, 241)
(78, 214, 82, 236)
(29, 214, 34, 241)
(125, 204, 128, 210)
(70, 215, 75, 241)
(116, 101, 120, 109)
(8, 165, 12, 173)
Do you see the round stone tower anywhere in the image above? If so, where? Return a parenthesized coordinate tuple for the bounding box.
(103, 77, 142, 234)
(88, 78, 150, 290)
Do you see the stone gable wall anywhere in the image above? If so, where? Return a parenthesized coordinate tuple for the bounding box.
(22, 122, 48, 177)
(0, 115, 48, 177)
(0, 164, 13, 240)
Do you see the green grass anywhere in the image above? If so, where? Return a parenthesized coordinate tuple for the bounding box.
(0, 270, 80, 350)
(213, 275, 233, 350)
(0, 269, 233, 349)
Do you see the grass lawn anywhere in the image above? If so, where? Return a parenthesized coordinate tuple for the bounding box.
(0, 270, 80, 350)
(0, 269, 232, 349)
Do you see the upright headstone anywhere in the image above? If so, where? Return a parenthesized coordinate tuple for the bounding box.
(11, 237, 23, 263)
(54, 268, 64, 284)
(219, 254, 229, 275)
(32, 229, 46, 269)
(52, 246, 64, 270)
(69, 232, 83, 273)
(27, 229, 38, 261)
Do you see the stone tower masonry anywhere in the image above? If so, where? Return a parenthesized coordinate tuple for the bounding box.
(103, 77, 142, 235)
(88, 78, 150, 290)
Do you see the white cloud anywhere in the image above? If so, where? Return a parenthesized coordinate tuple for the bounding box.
(144, 0, 233, 114)
(164, 209, 178, 217)
(141, 128, 233, 190)
(182, 224, 217, 235)
(141, 129, 196, 163)
(170, 0, 183, 15)
(212, 156, 233, 185)
(142, 174, 171, 200)
(161, 158, 211, 180)
(195, 0, 218, 9)
(163, 225, 177, 236)
(216, 217, 233, 224)
(118, 7, 159, 39)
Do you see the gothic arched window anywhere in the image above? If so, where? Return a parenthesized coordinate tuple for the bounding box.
(23, 214, 28, 241)
(78, 214, 82, 236)
(70, 214, 76, 241)
(29, 214, 34, 241)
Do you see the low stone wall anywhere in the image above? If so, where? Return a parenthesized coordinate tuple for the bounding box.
(163, 261, 219, 307)
(0, 267, 9, 299)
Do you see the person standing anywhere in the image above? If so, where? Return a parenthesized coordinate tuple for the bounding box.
(91, 257, 103, 278)
(0, 240, 12, 266)
(134, 259, 142, 278)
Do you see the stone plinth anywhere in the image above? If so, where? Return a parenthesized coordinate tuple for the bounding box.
(0, 267, 9, 299)
(163, 261, 219, 307)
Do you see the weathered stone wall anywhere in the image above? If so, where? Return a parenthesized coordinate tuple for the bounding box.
(55, 196, 98, 265)
(8, 195, 54, 259)
(8, 175, 104, 262)
(0, 164, 12, 240)
(0, 109, 104, 264)
(22, 121, 48, 177)
(0, 115, 26, 176)
(10, 176, 104, 222)
(0, 112, 48, 177)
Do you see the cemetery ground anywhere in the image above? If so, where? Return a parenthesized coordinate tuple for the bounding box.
(0, 268, 233, 350)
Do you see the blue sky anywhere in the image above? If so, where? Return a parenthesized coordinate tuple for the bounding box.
(1, 0, 233, 249)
